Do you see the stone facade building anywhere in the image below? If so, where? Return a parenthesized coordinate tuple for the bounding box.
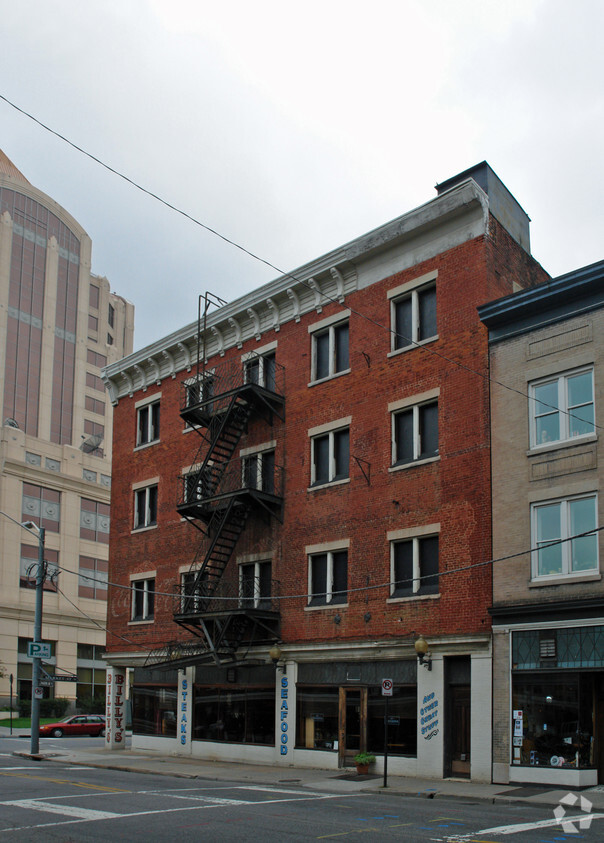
(480, 260, 604, 787)
(0, 150, 134, 712)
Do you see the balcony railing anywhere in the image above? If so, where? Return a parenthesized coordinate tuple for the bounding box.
(181, 354, 285, 423)
(178, 457, 284, 515)
(175, 577, 281, 617)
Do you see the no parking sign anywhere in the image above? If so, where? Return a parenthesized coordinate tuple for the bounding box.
(381, 678, 393, 696)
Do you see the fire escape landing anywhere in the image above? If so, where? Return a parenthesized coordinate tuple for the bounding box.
(172, 354, 285, 665)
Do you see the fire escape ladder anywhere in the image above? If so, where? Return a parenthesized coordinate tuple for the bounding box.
(195, 497, 250, 602)
(200, 396, 252, 484)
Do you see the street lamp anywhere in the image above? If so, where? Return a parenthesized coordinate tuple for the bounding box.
(0, 512, 46, 755)
(414, 634, 432, 671)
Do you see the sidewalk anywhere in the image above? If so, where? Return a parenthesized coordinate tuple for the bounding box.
(4, 725, 604, 810)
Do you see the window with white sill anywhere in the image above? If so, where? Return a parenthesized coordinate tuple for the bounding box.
(531, 494, 598, 580)
(530, 368, 595, 448)
(391, 283, 436, 352)
(392, 400, 438, 465)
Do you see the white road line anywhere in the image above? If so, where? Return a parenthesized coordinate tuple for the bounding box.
(3, 800, 121, 820)
(0, 791, 355, 834)
(241, 785, 335, 797)
(445, 811, 604, 839)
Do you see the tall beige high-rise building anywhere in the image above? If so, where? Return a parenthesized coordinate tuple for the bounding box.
(0, 149, 134, 711)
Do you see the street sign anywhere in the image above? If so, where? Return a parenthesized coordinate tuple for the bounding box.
(27, 642, 51, 659)
(381, 678, 393, 696)
(34, 687, 44, 699)
(48, 675, 78, 683)
(40, 680, 54, 688)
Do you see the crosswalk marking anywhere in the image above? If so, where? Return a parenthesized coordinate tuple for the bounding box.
(4, 800, 121, 820)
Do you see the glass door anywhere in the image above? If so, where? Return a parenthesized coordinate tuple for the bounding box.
(338, 687, 367, 767)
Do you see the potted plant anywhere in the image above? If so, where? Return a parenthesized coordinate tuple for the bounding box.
(353, 751, 376, 775)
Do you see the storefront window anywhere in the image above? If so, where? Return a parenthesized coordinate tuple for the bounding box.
(132, 685, 177, 737)
(512, 675, 594, 769)
(193, 686, 274, 744)
(296, 686, 339, 750)
(367, 686, 417, 756)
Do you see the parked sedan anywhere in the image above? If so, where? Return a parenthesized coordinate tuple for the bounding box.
(39, 714, 106, 738)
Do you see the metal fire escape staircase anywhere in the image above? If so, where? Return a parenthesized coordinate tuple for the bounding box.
(167, 355, 285, 667)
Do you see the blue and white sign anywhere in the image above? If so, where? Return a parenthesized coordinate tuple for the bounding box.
(280, 676, 289, 755)
(27, 642, 51, 659)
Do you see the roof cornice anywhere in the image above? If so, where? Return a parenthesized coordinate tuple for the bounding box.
(478, 259, 604, 343)
(103, 179, 490, 403)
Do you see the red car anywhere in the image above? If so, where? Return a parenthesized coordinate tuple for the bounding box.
(39, 714, 106, 737)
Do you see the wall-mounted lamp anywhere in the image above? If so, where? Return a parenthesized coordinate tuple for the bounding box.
(414, 635, 432, 671)
(269, 644, 286, 674)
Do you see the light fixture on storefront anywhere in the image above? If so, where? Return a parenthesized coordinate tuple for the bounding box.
(414, 635, 432, 671)
(269, 644, 286, 674)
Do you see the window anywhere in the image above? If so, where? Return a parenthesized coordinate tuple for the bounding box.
(77, 644, 106, 710)
(240, 560, 272, 608)
(108, 303, 115, 329)
(183, 466, 215, 503)
(311, 427, 349, 486)
(242, 449, 275, 494)
(87, 350, 107, 368)
(530, 368, 595, 448)
(86, 372, 105, 392)
(192, 685, 275, 744)
(134, 485, 158, 529)
(311, 320, 349, 382)
(80, 499, 110, 543)
(532, 494, 598, 579)
(22, 484, 61, 532)
(137, 401, 160, 446)
(308, 549, 348, 606)
(392, 400, 438, 465)
(244, 351, 276, 391)
(391, 535, 439, 597)
(88, 314, 98, 333)
(78, 556, 108, 599)
(184, 373, 214, 410)
(85, 395, 105, 415)
(131, 578, 155, 621)
(89, 284, 100, 309)
(180, 570, 207, 613)
(20, 545, 59, 592)
(391, 283, 436, 351)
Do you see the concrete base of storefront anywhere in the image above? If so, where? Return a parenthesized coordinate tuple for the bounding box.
(508, 764, 598, 788)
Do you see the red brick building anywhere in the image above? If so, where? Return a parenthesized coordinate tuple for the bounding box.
(103, 163, 548, 780)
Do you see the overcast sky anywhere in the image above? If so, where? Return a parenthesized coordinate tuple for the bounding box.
(2, 1, 603, 351)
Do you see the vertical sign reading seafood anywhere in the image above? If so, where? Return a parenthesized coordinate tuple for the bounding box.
(105, 667, 126, 750)
(280, 676, 289, 755)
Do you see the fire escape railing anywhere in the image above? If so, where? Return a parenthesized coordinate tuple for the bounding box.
(173, 352, 285, 660)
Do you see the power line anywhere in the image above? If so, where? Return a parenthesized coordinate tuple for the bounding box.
(53, 526, 604, 605)
(1, 93, 599, 434)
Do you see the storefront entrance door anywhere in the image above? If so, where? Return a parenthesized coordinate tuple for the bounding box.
(449, 685, 471, 778)
(338, 687, 367, 767)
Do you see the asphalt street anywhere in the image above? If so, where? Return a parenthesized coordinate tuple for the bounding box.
(1, 738, 604, 841)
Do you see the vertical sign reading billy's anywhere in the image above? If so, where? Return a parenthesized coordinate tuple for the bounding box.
(105, 667, 126, 750)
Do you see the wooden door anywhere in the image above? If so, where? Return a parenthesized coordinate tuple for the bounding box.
(338, 687, 367, 767)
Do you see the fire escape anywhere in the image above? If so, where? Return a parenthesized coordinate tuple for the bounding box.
(171, 352, 285, 666)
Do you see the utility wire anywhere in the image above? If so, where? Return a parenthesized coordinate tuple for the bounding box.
(53, 525, 604, 605)
(1, 93, 599, 433)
